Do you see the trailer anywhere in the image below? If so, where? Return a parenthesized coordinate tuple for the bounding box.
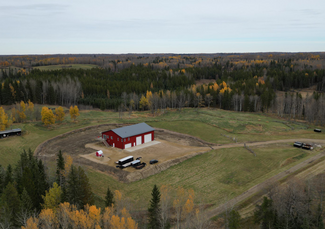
(0, 128, 21, 139)
(116, 156, 134, 166)
(293, 142, 303, 148)
(314, 129, 322, 133)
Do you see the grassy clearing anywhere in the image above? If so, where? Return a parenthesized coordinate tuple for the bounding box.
(86, 144, 318, 209)
(1, 107, 324, 208)
(33, 64, 99, 71)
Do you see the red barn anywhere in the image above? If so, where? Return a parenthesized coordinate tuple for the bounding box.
(101, 123, 155, 149)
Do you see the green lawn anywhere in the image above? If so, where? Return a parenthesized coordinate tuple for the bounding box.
(1, 107, 324, 208)
(86, 144, 319, 209)
(33, 64, 99, 71)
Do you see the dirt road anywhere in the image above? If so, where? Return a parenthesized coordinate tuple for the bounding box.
(207, 139, 325, 219)
(212, 138, 325, 150)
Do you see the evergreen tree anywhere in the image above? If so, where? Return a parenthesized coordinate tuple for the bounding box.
(56, 150, 65, 187)
(20, 188, 33, 213)
(4, 164, 13, 187)
(66, 165, 82, 208)
(0, 183, 21, 226)
(105, 186, 114, 207)
(148, 184, 161, 229)
(78, 166, 94, 207)
(1, 80, 13, 105)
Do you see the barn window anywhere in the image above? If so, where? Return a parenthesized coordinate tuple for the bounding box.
(118, 138, 119, 141)
(104, 135, 107, 140)
(128, 138, 130, 141)
(111, 136, 113, 139)
(121, 139, 123, 142)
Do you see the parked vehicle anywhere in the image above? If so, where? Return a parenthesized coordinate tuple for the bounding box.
(136, 157, 142, 160)
(135, 162, 146, 169)
(293, 142, 303, 148)
(117, 156, 134, 165)
(314, 129, 322, 133)
(131, 160, 141, 167)
(302, 144, 313, 150)
(150, 159, 158, 164)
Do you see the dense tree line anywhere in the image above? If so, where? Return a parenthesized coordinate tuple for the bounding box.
(0, 150, 94, 228)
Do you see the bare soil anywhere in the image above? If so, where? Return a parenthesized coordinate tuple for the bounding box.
(35, 124, 211, 182)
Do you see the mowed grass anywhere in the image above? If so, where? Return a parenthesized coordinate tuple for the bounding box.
(33, 64, 99, 71)
(86, 144, 316, 209)
(1, 107, 324, 208)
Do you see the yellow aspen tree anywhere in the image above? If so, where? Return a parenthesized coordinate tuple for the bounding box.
(86, 205, 101, 227)
(0, 107, 9, 131)
(41, 107, 55, 126)
(69, 105, 80, 121)
(42, 182, 62, 211)
(55, 106, 65, 122)
(39, 209, 57, 229)
(11, 107, 16, 123)
(102, 207, 114, 229)
(63, 155, 73, 178)
(126, 217, 138, 229)
(19, 101, 27, 122)
(21, 217, 39, 229)
(139, 95, 148, 110)
(57, 202, 73, 229)
(27, 100, 34, 112)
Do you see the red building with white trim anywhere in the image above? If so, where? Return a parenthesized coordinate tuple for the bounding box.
(101, 123, 155, 149)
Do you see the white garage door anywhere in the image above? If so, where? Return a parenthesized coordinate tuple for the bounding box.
(136, 136, 142, 145)
(144, 133, 152, 143)
(125, 143, 132, 149)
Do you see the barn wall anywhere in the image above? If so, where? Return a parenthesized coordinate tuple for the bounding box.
(102, 130, 155, 149)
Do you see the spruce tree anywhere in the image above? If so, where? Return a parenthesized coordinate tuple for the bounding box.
(78, 166, 94, 207)
(56, 150, 65, 187)
(148, 184, 161, 229)
(4, 164, 13, 187)
(21, 188, 33, 213)
(0, 183, 21, 226)
(105, 186, 114, 207)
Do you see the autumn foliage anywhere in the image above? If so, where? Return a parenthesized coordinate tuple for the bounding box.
(69, 105, 80, 121)
(41, 106, 55, 126)
(23, 203, 138, 229)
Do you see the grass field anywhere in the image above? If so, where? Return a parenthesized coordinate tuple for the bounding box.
(1, 107, 324, 208)
(33, 64, 99, 71)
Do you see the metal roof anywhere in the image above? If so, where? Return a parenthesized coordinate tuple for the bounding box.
(111, 123, 154, 138)
(0, 128, 21, 135)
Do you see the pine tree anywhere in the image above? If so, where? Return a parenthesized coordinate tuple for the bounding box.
(228, 210, 241, 229)
(105, 186, 114, 207)
(148, 184, 161, 229)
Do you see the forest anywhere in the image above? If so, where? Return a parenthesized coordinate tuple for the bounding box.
(0, 53, 325, 125)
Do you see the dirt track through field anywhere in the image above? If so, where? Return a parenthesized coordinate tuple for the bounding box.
(212, 138, 325, 149)
(207, 139, 325, 219)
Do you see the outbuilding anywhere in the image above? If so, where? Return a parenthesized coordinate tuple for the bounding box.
(96, 150, 103, 157)
(0, 128, 21, 139)
(101, 123, 155, 149)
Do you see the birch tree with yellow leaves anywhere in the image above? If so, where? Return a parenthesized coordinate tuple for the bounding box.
(0, 107, 9, 131)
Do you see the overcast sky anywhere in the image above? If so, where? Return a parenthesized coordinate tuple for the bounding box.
(1, 0, 324, 54)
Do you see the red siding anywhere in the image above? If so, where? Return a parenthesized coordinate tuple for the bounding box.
(102, 130, 154, 149)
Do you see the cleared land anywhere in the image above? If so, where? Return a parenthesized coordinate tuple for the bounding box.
(1, 107, 324, 209)
(33, 64, 98, 71)
(35, 124, 210, 182)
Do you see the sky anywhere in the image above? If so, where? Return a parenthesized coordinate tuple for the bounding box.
(1, 0, 324, 54)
